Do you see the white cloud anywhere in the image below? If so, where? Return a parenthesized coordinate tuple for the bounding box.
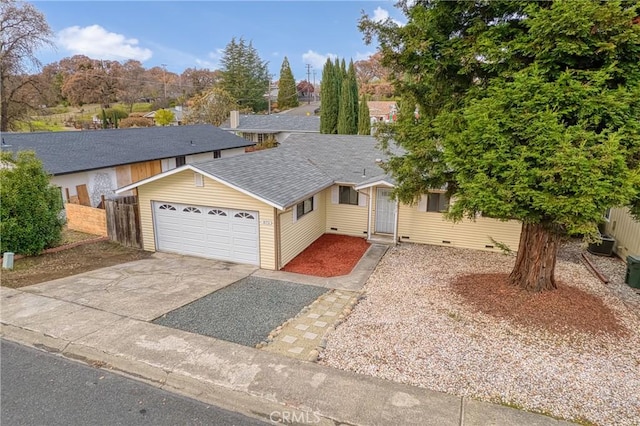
(372, 7, 404, 26)
(57, 25, 152, 61)
(301, 50, 337, 70)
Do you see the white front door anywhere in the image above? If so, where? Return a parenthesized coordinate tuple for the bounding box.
(153, 201, 259, 265)
(375, 188, 395, 234)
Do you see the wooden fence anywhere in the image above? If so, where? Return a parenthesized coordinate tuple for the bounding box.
(105, 195, 142, 249)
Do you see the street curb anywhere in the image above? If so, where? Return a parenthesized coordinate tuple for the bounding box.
(0, 324, 337, 426)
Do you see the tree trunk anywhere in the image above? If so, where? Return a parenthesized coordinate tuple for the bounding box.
(509, 222, 562, 292)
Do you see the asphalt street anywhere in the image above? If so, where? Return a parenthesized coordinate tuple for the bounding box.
(0, 339, 267, 426)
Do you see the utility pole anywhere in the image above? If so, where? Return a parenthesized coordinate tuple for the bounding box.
(312, 70, 317, 102)
(305, 64, 312, 104)
(161, 64, 168, 101)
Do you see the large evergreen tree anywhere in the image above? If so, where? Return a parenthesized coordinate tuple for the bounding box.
(361, 0, 640, 292)
(277, 57, 299, 110)
(337, 60, 359, 134)
(358, 93, 371, 135)
(219, 37, 269, 112)
(320, 59, 339, 134)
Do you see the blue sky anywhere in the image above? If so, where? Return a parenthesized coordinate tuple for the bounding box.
(33, 1, 406, 80)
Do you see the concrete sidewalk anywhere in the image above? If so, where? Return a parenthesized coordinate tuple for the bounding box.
(1, 287, 572, 426)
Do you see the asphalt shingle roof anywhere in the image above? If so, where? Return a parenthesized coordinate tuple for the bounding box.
(193, 147, 334, 209)
(221, 114, 320, 133)
(1, 125, 253, 175)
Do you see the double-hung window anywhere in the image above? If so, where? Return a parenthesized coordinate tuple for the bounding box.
(296, 196, 314, 219)
(338, 186, 358, 205)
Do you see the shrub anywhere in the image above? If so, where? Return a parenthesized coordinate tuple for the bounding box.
(119, 117, 153, 128)
(0, 151, 64, 255)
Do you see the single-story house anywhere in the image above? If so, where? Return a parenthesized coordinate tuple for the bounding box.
(603, 208, 640, 261)
(220, 110, 320, 144)
(143, 106, 186, 126)
(117, 133, 522, 269)
(2, 125, 254, 207)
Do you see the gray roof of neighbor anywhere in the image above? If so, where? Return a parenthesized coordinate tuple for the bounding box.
(221, 114, 320, 133)
(193, 147, 334, 209)
(1, 125, 254, 175)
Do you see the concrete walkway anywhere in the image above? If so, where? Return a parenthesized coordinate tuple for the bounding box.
(0, 247, 573, 425)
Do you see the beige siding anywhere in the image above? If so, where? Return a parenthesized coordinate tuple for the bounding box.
(397, 203, 522, 253)
(137, 170, 276, 269)
(279, 193, 326, 267)
(325, 186, 369, 237)
(604, 208, 640, 261)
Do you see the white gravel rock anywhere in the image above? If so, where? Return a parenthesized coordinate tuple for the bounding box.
(320, 242, 640, 426)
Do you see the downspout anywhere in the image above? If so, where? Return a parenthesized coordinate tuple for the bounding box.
(393, 198, 399, 245)
(274, 207, 281, 270)
(367, 187, 373, 240)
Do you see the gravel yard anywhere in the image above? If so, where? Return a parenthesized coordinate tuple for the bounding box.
(154, 276, 327, 347)
(320, 241, 640, 426)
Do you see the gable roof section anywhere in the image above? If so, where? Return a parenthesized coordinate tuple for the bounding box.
(221, 114, 320, 133)
(193, 148, 333, 209)
(1, 125, 254, 175)
(279, 133, 400, 185)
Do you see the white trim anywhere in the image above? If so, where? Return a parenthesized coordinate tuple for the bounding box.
(292, 205, 298, 223)
(194, 172, 204, 187)
(355, 180, 394, 191)
(358, 190, 367, 207)
(417, 194, 427, 211)
(367, 187, 373, 240)
(331, 186, 339, 204)
(116, 164, 287, 210)
(393, 199, 399, 245)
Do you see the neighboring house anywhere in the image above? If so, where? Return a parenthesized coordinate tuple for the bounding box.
(144, 106, 186, 126)
(220, 110, 320, 144)
(368, 101, 397, 123)
(2, 125, 254, 207)
(117, 133, 522, 269)
(603, 208, 640, 261)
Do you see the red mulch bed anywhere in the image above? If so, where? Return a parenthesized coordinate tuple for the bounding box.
(282, 234, 370, 277)
(452, 273, 625, 336)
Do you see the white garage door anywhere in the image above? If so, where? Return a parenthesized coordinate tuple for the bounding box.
(153, 201, 259, 265)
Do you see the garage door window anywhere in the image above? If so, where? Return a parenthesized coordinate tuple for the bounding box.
(159, 204, 176, 210)
(208, 209, 227, 216)
(235, 212, 255, 219)
(183, 206, 201, 213)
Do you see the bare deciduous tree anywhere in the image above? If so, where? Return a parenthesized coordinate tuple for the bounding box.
(0, 0, 53, 131)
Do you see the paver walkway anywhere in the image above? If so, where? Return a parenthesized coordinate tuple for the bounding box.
(260, 289, 360, 361)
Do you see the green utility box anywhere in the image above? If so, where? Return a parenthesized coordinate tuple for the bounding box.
(625, 255, 640, 289)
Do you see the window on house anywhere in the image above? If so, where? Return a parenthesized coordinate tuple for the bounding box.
(175, 156, 186, 167)
(604, 208, 612, 222)
(427, 193, 449, 212)
(213, 150, 221, 159)
(339, 186, 359, 205)
(296, 196, 314, 219)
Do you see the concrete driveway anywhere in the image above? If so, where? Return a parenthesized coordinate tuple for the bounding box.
(20, 253, 256, 321)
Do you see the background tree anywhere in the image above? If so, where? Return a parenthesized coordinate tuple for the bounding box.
(118, 60, 147, 111)
(355, 52, 394, 99)
(358, 93, 371, 135)
(361, 0, 640, 292)
(0, 151, 63, 255)
(154, 108, 175, 126)
(297, 80, 314, 100)
(337, 60, 359, 134)
(0, 0, 53, 131)
(320, 59, 339, 134)
(184, 87, 238, 126)
(276, 57, 298, 110)
(219, 37, 269, 112)
(180, 68, 221, 98)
